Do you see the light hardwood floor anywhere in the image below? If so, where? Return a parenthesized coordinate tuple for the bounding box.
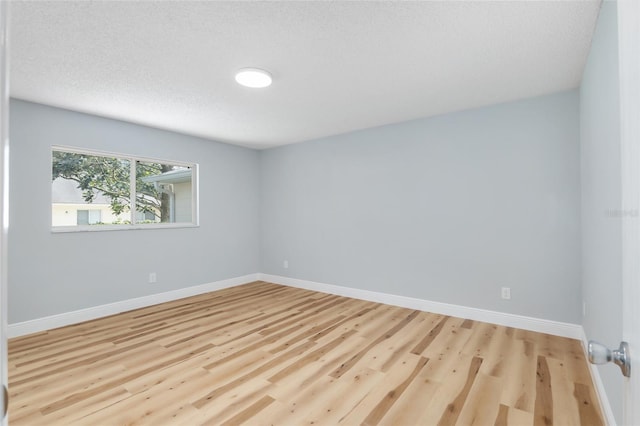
(8, 281, 604, 425)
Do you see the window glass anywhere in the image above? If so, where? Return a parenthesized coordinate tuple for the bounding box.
(52, 151, 131, 227)
(136, 161, 193, 224)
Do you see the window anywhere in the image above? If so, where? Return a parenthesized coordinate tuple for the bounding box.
(52, 147, 198, 231)
(77, 209, 101, 225)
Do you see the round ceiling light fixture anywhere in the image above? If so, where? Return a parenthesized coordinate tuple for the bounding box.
(235, 68, 273, 88)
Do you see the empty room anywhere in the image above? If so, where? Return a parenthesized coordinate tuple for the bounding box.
(0, 0, 639, 425)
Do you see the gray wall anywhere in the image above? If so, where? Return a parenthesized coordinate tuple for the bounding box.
(261, 91, 581, 323)
(9, 99, 260, 323)
(580, 1, 623, 423)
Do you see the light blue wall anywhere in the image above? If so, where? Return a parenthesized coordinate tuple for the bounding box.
(8, 99, 261, 323)
(580, 2, 623, 423)
(9, 90, 586, 327)
(260, 91, 582, 323)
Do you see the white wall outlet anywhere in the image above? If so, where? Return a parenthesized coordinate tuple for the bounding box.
(149, 272, 157, 283)
(283, 260, 289, 269)
(501, 287, 511, 300)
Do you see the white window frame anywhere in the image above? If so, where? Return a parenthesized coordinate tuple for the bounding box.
(51, 145, 199, 233)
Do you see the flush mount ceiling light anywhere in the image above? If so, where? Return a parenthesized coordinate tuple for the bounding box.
(235, 68, 272, 88)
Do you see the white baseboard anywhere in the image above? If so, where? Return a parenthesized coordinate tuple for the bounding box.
(7, 273, 259, 338)
(258, 273, 584, 339)
(9, 272, 584, 341)
(579, 329, 617, 426)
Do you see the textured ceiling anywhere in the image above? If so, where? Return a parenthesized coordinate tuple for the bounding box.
(10, 1, 601, 149)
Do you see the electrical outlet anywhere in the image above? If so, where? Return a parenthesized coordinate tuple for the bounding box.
(149, 272, 157, 283)
(501, 287, 511, 300)
(283, 260, 289, 269)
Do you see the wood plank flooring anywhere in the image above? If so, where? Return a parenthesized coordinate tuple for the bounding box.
(7, 281, 604, 425)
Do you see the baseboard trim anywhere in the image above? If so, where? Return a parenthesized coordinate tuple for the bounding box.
(10, 272, 584, 341)
(7, 273, 259, 338)
(579, 328, 617, 426)
(258, 273, 583, 339)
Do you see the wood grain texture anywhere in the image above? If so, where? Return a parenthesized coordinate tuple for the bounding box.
(8, 281, 604, 425)
(534, 356, 554, 426)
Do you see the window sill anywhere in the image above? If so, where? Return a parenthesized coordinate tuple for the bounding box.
(51, 223, 199, 233)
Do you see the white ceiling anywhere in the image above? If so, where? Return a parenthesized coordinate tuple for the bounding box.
(10, 1, 601, 149)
